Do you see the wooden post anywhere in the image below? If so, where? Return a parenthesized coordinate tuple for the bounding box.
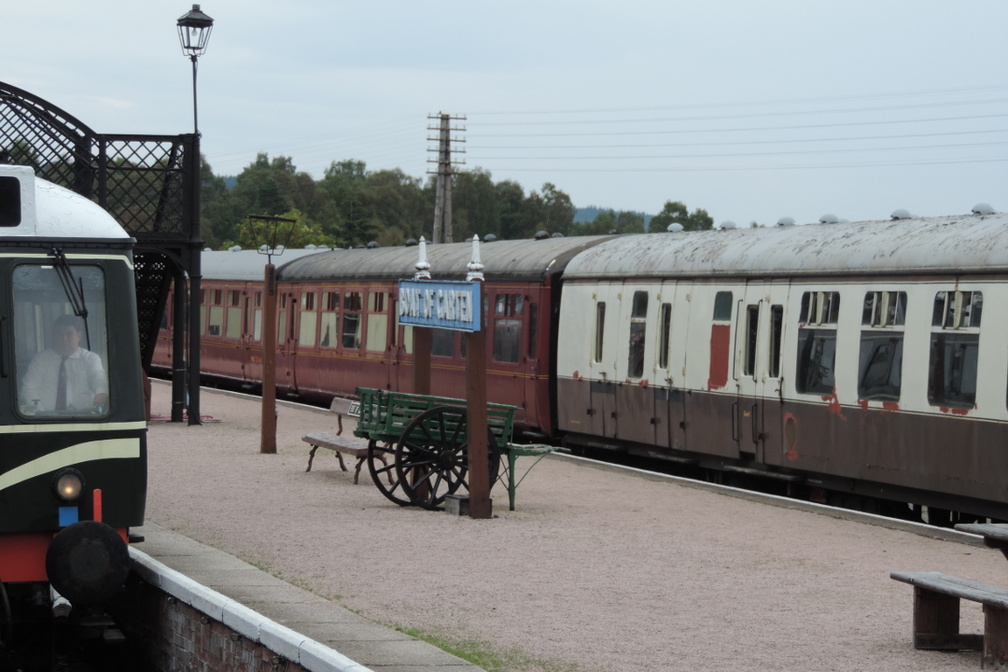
(466, 281, 491, 519)
(261, 263, 278, 454)
(413, 327, 432, 395)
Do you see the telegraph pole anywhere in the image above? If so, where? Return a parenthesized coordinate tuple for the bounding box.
(427, 112, 465, 243)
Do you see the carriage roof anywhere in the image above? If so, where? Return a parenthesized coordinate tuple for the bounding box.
(561, 212, 1008, 280)
(276, 235, 612, 284)
(202, 248, 332, 281)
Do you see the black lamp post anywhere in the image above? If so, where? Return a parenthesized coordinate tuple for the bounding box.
(177, 4, 214, 135)
(173, 5, 213, 425)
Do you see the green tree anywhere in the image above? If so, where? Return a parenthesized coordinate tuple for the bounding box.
(650, 200, 713, 232)
(452, 168, 500, 240)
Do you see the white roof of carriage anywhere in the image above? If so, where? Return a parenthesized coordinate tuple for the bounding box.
(562, 211, 1008, 280)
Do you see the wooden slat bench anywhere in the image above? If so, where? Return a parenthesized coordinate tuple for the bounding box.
(890, 570, 1008, 665)
(302, 397, 391, 485)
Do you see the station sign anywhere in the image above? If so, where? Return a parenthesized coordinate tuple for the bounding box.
(398, 279, 481, 332)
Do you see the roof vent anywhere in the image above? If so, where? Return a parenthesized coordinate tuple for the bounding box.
(819, 214, 839, 224)
(551, 232, 564, 238)
(366, 241, 379, 249)
(666, 223, 684, 233)
(890, 209, 912, 220)
(719, 220, 737, 230)
(534, 230, 549, 240)
(405, 238, 418, 246)
(484, 234, 497, 242)
(972, 202, 995, 216)
(776, 217, 795, 227)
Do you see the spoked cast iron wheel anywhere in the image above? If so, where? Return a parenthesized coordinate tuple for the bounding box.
(395, 405, 500, 510)
(367, 439, 413, 507)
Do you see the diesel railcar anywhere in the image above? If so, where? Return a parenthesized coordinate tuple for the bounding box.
(0, 166, 147, 663)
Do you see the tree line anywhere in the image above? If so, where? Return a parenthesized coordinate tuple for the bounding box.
(200, 153, 714, 250)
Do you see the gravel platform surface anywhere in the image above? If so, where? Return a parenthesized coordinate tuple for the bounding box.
(142, 381, 1007, 671)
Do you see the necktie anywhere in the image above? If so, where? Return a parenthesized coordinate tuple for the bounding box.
(55, 356, 68, 410)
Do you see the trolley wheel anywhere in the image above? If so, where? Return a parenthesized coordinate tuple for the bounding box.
(395, 405, 500, 510)
(367, 439, 412, 507)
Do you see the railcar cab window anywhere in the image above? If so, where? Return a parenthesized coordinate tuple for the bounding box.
(627, 291, 648, 379)
(13, 265, 110, 418)
(858, 291, 906, 401)
(796, 291, 840, 395)
(929, 290, 981, 408)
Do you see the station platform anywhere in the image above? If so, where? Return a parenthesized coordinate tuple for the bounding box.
(138, 381, 1008, 672)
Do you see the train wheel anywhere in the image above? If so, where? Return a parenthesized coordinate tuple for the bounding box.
(395, 406, 500, 510)
(367, 439, 412, 507)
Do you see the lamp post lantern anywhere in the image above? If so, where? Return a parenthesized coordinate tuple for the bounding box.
(177, 4, 214, 134)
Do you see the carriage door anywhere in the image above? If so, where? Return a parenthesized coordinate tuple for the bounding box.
(653, 281, 688, 452)
(615, 287, 656, 446)
(734, 283, 788, 462)
(587, 287, 619, 439)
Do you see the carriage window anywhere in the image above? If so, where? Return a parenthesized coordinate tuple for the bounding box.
(627, 291, 648, 379)
(769, 305, 784, 378)
(207, 288, 224, 336)
(933, 291, 983, 329)
(225, 290, 243, 339)
(366, 291, 389, 352)
(13, 264, 110, 417)
(796, 291, 840, 394)
(493, 293, 524, 363)
(319, 291, 339, 347)
(528, 303, 538, 360)
(298, 292, 317, 348)
(743, 304, 759, 377)
(858, 291, 904, 401)
(253, 291, 263, 341)
(278, 293, 288, 343)
(432, 328, 454, 357)
(930, 291, 981, 408)
(342, 291, 362, 349)
(658, 303, 672, 370)
(713, 291, 733, 321)
(862, 291, 906, 327)
(594, 302, 606, 364)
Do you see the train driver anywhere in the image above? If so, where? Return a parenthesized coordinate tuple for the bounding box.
(20, 314, 109, 413)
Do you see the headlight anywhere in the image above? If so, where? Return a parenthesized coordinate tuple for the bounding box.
(54, 470, 84, 502)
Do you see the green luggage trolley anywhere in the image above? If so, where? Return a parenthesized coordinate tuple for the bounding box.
(353, 387, 553, 510)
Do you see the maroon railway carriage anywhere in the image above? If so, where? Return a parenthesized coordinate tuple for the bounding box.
(151, 248, 321, 391)
(153, 237, 611, 439)
(274, 236, 611, 438)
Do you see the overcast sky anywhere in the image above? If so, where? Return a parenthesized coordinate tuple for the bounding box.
(6, 1, 1007, 229)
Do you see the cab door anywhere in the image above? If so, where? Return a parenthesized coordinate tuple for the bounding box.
(733, 282, 788, 462)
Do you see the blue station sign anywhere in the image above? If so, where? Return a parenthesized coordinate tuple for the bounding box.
(398, 279, 482, 332)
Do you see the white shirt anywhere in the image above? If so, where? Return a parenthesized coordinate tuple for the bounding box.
(21, 347, 108, 412)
